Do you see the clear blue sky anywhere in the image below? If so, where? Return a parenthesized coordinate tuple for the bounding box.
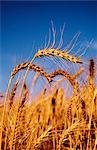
(0, 1, 97, 92)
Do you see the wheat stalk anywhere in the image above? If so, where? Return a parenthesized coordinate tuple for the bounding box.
(72, 67, 84, 80)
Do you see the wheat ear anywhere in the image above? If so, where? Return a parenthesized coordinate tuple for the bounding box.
(89, 59, 95, 79)
(19, 83, 28, 109)
(8, 80, 19, 110)
(87, 59, 95, 90)
(49, 68, 83, 86)
(35, 48, 82, 64)
(11, 62, 51, 82)
(49, 69, 73, 84)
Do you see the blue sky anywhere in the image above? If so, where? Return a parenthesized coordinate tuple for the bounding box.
(0, 1, 97, 92)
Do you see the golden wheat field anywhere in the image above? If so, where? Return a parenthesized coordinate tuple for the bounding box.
(0, 32, 97, 150)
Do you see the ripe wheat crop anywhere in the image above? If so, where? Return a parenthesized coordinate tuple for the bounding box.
(0, 30, 97, 150)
